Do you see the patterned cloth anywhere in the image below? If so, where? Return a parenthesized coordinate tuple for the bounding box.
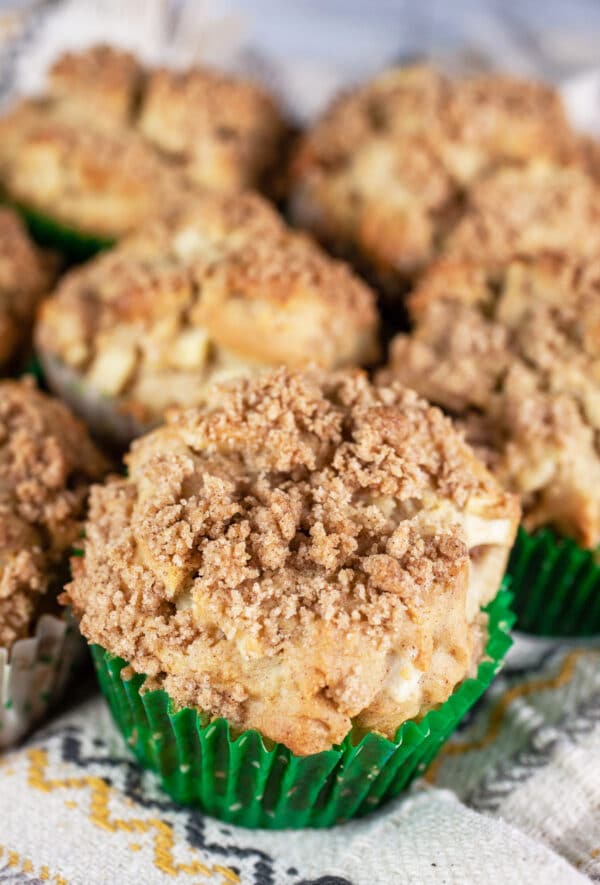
(1, 3, 600, 883)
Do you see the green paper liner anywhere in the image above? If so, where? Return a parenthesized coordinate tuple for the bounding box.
(90, 586, 514, 829)
(507, 526, 600, 637)
(1, 197, 114, 261)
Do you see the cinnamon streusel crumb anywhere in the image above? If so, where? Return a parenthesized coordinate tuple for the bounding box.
(0, 380, 108, 649)
(65, 368, 518, 754)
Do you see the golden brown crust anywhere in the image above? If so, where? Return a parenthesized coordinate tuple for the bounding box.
(36, 191, 380, 425)
(0, 99, 185, 238)
(289, 65, 578, 285)
(379, 254, 600, 546)
(138, 66, 287, 193)
(48, 44, 143, 126)
(0, 379, 108, 649)
(65, 368, 518, 755)
(0, 45, 287, 235)
(0, 208, 55, 366)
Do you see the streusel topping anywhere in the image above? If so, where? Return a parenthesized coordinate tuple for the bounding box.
(380, 254, 600, 546)
(289, 65, 577, 285)
(0, 380, 108, 649)
(66, 369, 518, 754)
(36, 192, 379, 427)
(444, 162, 600, 269)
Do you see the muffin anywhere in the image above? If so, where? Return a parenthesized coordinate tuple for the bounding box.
(0, 378, 108, 746)
(36, 191, 380, 445)
(288, 65, 578, 293)
(0, 208, 56, 369)
(0, 45, 287, 254)
(0, 98, 187, 254)
(65, 368, 518, 826)
(379, 254, 600, 635)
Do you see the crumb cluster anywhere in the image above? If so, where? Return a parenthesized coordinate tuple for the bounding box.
(0, 45, 287, 237)
(380, 254, 600, 547)
(66, 368, 518, 755)
(289, 65, 590, 287)
(0, 380, 107, 649)
(36, 192, 379, 425)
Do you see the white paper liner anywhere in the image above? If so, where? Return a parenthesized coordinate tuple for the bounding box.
(0, 613, 84, 749)
(39, 351, 154, 447)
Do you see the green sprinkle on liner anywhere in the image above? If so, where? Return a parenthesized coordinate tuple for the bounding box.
(1, 196, 114, 262)
(507, 527, 600, 637)
(92, 584, 514, 829)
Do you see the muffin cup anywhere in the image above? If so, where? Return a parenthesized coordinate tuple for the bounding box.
(90, 585, 513, 829)
(1, 198, 113, 262)
(507, 526, 600, 637)
(0, 613, 85, 748)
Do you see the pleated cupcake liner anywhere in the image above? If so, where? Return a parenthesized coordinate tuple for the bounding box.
(91, 585, 514, 829)
(0, 613, 85, 749)
(507, 526, 600, 637)
(1, 198, 113, 262)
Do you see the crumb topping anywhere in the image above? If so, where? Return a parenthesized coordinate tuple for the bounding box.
(0, 208, 55, 366)
(289, 65, 577, 283)
(380, 254, 600, 546)
(444, 163, 600, 269)
(65, 368, 518, 754)
(36, 192, 379, 424)
(0, 380, 108, 649)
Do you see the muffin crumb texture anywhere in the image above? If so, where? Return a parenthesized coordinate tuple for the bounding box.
(66, 369, 518, 755)
(0, 380, 107, 649)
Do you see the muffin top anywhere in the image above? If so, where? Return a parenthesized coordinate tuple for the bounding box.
(65, 368, 519, 755)
(0, 208, 55, 366)
(137, 66, 286, 193)
(379, 254, 600, 547)
(0, 379, 108, 649)
(36, 191, 379, 426)
(48, 44, 142, 127)
(289, 65, 577, 283)
(0, 99, 184, 239)
(0, 45, 287, 237)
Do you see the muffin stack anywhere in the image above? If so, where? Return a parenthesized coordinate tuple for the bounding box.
(1, 44, 598, 827)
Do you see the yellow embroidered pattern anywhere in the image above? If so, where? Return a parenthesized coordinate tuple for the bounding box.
(426, 649, 589, 783)
(26, 749, 240, 883)
(0, 843, 67, 883)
